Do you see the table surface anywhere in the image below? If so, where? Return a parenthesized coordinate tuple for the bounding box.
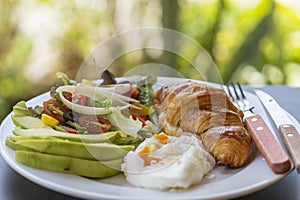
(1, 85, 300, 200)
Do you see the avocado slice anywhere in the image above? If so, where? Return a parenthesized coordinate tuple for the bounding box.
(11, 115, 50, 129)
(12, 127, 143, 146)
(15, 150, 122, 178)
(9, 135, 61, 142)
(5, 137, 34, 152)
(12, 101, 31, 116)
(15, 138, 134, 161)
(12, 127, 120, 143)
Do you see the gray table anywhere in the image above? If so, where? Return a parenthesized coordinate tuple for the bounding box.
(1, 85, 299, 200)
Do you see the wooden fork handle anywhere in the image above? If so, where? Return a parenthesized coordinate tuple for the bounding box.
(245, 114, 291, 174)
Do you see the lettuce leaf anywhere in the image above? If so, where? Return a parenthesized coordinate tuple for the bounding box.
(105, 108, 142, 137)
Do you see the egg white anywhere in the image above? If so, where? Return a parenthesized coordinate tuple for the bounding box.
(122, 134, 215, 190)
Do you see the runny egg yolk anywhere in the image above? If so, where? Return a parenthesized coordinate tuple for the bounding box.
(154, 133, 170, 144)
(137, 134, 170, 167)
(138, 145, 150, 154)
(138, 146, 161, 166)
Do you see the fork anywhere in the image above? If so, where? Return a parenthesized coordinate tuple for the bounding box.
(225, 83, 291, 174)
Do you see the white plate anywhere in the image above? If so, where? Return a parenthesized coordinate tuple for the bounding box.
(0, 77, 293, 200)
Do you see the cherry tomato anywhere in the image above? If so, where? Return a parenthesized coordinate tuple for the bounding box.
(64, 92, 88, 106)
(122, 86, 139, 99)
(132, 113, 147, 127)
(72, 94, 89, 106)
(78, 116, 111, 134)
(80, 95, 88, 106)
(59, 125, 80, 134)
(65, 92, 73, 102)
(43, 100, 66, 122)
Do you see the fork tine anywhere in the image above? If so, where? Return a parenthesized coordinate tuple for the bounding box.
(235, 82, 254, 111)
(236, 82, 251, 108)
(237, 82, 246, 100)
(231, 82, 241, 101)
(224, 82, 249, 110)
(226, 84, 234, 100)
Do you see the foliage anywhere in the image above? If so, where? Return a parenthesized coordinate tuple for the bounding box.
(0, 0, 300, 122)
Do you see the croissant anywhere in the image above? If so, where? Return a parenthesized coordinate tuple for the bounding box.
(202, 126, 252, 168)
(155, 81, 244, 118)
(154, 81, 252, 168)
(158, 108, 243, 136)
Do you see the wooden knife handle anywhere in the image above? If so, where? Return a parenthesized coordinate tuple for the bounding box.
(245, 114, 291, 174)
(279, 124, 300, 173)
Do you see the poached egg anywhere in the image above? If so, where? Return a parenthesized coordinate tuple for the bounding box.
(122, 133, 215, 190)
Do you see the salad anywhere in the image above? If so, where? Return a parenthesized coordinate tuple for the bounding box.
(6, 71, 159, 178)
(6, 71, 217, 190)
(31, 71, 157, 136)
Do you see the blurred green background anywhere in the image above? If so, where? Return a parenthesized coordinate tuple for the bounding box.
(1, 0, 300, 123)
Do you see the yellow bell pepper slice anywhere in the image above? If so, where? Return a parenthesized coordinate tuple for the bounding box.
(129, 102, 154, 116)
(41, 113, 59, 126)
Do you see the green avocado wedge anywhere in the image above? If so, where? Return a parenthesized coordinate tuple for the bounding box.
(15, 150, 122, 178)
(8, 135, 61, 143)
(12, 101, 32, 116)
(13, 127, 123, 143)
(5, 137, 35, 152)
(12, 127, 144, 147)
(12, 137, 135, 161)
(11, 115, 50, 129)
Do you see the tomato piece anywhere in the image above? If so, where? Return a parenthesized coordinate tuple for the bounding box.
(122, 86, 139, 99)
(65, 92, 73, 102)
(79, 95, 88, 106)
(65, 92, 88, 106)
(43, 100, 66, 122)
(132, 113, 147, 127)
(72, 94, 89, 106)
(78, 116, 111, 133)
(59, 125, 80, 134)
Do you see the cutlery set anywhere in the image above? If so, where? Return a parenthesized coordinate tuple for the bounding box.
(225, 83, 300, 174)
(255, 90, 300, 174)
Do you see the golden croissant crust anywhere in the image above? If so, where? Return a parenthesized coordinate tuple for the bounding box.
(202, 126, 252, 168)
(155, 81, 244, 118)
(154, 81, 252, 168)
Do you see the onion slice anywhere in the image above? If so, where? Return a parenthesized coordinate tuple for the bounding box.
(79, 83, 132, 94)
(56, 85, 138, 115)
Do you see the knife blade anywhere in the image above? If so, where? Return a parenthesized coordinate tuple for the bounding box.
(255, 89, 300, 173)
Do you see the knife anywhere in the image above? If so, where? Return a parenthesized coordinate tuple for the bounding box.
(255, 90, 300, 173)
